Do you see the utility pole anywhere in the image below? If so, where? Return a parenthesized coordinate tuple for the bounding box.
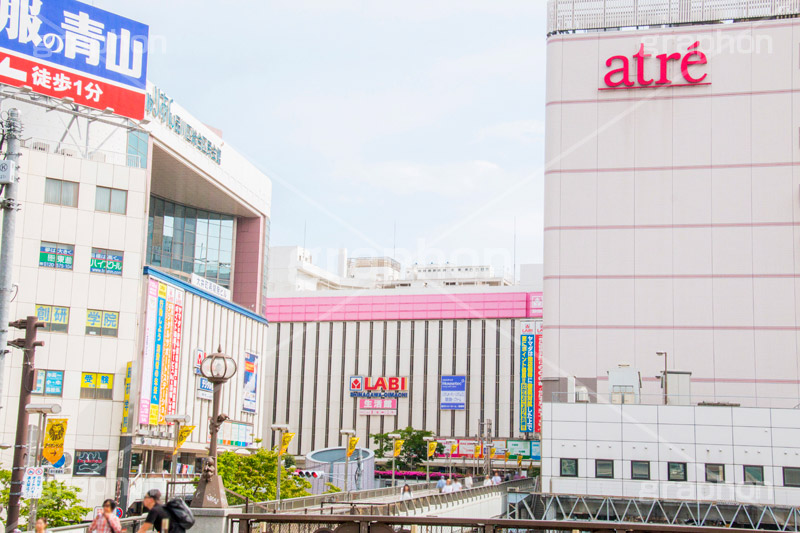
(0, 108, 23, 416)
(6, 315, 44, 533)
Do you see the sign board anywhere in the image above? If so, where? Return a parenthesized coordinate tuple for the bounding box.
(190, 273, 231, 300)
(393, 439, 404, 457)
(349, 376, 408, 398)
(74, 450, 108, 477)
(22, 467, 44, 499)
(346, 436, 359, 457)
(121, 362, 132, 433)
(139, 278, 185, 425)
(279, 432, 295, 456)
(0, 0, 149, 119)
(42, 418, 68, 465)
(173, 425, 195, 456)
(216, 421, 253, 447)
(194, 348, 206, 375)
(440, 376, 466, 410)
(358, 398, 396, 416)
(242, 352, 258, 413)
(197, 376, 213, 400)
(0, 158, 15, 184)
(519, 320, 542, 434)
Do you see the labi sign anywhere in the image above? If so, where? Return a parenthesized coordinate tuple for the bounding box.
(601, 42, 709, 90)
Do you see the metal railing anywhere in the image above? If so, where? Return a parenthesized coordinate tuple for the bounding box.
(548, 0, 800, 34)
(550, 390, 800, 408)
(21, 137, 142, 168)
(48, 516, 146, 533)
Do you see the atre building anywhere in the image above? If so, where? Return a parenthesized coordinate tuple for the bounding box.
(0, 83, 271, 512)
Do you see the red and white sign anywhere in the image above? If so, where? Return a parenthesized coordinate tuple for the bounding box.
(194, 348, 207, 375)
(0, 52, 145, 119)
(349, 376, 363, 391)
(364, 377, 407, 391)
(601, 41, 709, 90)
(358, 398, 397, 416)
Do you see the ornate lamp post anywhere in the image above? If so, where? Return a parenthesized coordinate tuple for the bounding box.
(192, 346, 237, 508)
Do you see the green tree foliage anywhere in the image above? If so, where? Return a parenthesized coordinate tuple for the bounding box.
(0, 468, 89, 529)
(216, 449, 310, 504)
(370, 427, 443, 471)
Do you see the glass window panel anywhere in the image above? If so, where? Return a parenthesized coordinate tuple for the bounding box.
(560, 459, 577, 477)
(668, 462, 687, 482)
(95, 186, 110, 211)
(785, 467, 800, 487)
(183, 233, 195, 259)
(595, 460, 613, 479)
(172, 242, 183, 259)
(193, 261, 205, 276)
(61, 181, 78, 207)
(110, 189, 127, 214)
(165, 201, 174, 217)
(196, 217, 208, 236)
(218, 248, 231, 267)
(207, 248, 218, 263)
(173, 228, 183, 245)
(185, 211, 196, 233)
(705, 464, 725, 483)
(220, 237, 232, 253)
(195, 232, 207, 258)
(182, 261, 193, 274)
(632, 461, 650, 480)
(154, 198, 164, 217)
(171, 258, 182, 271)
(44, 179, 61, 204)
(208, 219, 220, 240)
(744, 465, 763, 485)
(207, 235, 220, 255)
(162, 234, 172, 254)
(220, 218, 234, 238)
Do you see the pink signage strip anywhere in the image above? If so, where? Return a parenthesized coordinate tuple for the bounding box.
(264, 292, 543, 323)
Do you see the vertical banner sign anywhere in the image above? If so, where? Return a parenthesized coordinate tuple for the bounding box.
(473, 443, 482, 459)
(0, 0, 150, 120)
(519, 319, 541, 433)
(440, 376, 466, 410)
(347, 437, 359, 457)
(42, 418, 68, 465)
(427, 441, 438, 459)
(535, 332, 543, 434)
(393, 439, 404, 457)
(242, 352, 258, 413)
(150, 282, 167, 424)
(139, 279, 158, 425)
(173, 426, 196, 456)
(279, 433, 295, 456)
(159, 286, 174, 425)
(121, 362, 132, 433)
(450, 442, 458, 456)
(167, 289, 184, 418)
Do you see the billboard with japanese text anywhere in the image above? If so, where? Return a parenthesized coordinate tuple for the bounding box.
(520, 320, 542, 433)
(242, 352, 258, 413)
(139, 278, 184, 425)
(0, 0, 149, 119)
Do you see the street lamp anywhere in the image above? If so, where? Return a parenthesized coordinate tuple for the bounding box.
(423, 436, 436, 483)
(656, 351, 668, 405)
(387, 433, 401, 489)
(26, 403, 61, 529)
(340, 429, 355, 498)
(445, 439, 455, 479)
(193, 346, 237, 509)
(271, 424, 290, 510)
(165, 414, 191, 490)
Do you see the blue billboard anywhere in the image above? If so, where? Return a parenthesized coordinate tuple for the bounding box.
(440, 375, 466, 410)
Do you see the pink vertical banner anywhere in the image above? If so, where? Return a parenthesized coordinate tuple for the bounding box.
(534, 333, 543, 434)
(167, 290, 184, 416)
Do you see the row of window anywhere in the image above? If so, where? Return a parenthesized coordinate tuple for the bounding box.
(39, 242, 123, 275)
(560, 458, 800, 487)
(45, 178, 128, 215)
(33, 369, 114, 400)
(35, 305, 119, 337)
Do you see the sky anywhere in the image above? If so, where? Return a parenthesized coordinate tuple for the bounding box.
(94, 0, 547, 277)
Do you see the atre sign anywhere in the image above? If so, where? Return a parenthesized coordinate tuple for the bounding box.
(602, 42, 709, 90)
(349, 376, 409, 398)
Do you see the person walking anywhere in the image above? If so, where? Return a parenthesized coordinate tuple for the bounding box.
(436, 476, 446, 492)
(491, 471, 502, 485)
(453, 478, 463, 491)
(88, 499, 121, 533)
(483, 475, 493, 487)
(463, 474, 473, 489)
(140, 489, 170, 533)
(442, 478, 455, 493)
(400, 484, 413, 501)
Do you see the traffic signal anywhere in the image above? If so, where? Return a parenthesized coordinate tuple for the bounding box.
(294, 470, 323, 479)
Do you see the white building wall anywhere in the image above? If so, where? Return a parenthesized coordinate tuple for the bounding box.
(542, 403, 800, 505)
(544, 18, 800, 406)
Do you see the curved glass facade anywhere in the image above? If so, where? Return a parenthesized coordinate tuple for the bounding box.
(147, 196, 234, 288)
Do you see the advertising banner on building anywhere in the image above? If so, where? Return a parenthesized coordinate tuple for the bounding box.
(197, 376, 213, 400)
(358, 398, 397, 416)
(74, 450, 108, 477)
(139, 278, 185, 426)
(121, 362, 131, 433)
(242, 352, 258, 413)
(440, 376, 466, 410)
(42, 418, 67, 465)
(519, 319, 542, 433)
(0, 0, 149, 119)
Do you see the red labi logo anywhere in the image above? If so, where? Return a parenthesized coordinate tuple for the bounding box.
(602, 41, 709, 90)
(365, 377, 407, 391)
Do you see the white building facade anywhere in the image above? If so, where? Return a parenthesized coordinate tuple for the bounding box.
(544, 0, 800, 405)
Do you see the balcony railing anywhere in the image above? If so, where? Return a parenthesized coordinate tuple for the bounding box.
(21, 137, 142, 168)
(550, 390, 800, 409)
(548, 0, 800, 34)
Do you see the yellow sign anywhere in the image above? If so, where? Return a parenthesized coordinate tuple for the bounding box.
(279, 432, 295, 456)
(173, 425, 196, 456)
(42, 418, 68, 465)
(450, 443, 458, 455)
(517, 455, 523, 466)
(393, 439, 404, 457)
(347, 436, 359, 457)
(427, 441, 437, 459)
(473, 443, 482, 458)
(490, 447, 496, 459)
(121, 363, 132, 433)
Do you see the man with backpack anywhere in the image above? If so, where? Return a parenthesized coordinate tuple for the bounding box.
(139, 489, 195, 533)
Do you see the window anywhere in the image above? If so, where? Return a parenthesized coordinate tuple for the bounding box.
(85, 310, 119, 337)
(631, 461, 651, 480)
(668, 462, 687, 482)
(44, 178, 78, 207)
(95, 186, 127, 214)
(595, 459, 614, 478)
(126, 130, 148, 169)
(783, 467, 800, 488)
(35, 304, 69, 333)
(560, 458, 578, 477)
(90, 248, 123, 275)
(32, 369, 64, 396)
(39, 242, 74, 270)
(744, 465, 764, 485)
(705, 463, 725, 483)
(80, 372, 114, 400)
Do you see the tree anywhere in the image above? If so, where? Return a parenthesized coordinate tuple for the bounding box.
(370, 427, 443, 471)
(216, 449, 310, 504)
(0, 468, 89, 529)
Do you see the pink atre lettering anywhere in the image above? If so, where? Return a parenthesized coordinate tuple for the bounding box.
(602, 41, 708, 90)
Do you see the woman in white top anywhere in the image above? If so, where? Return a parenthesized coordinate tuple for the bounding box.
(400, 484, 413, 500)
(464, 475, 473, 489)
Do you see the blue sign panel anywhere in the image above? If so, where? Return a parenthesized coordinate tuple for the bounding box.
(530, 441, 541, 461)
(440, 375, 466, 410)
(0, 0, 149, 89)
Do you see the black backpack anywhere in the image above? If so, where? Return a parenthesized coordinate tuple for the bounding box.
(165, 497, 195, 532)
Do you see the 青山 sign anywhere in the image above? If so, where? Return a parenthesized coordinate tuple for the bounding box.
(0, 0, 149, 119)
(602, 42, 709, 90)
(349, 376, 408, 398)
(147, 86, 222, 164)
